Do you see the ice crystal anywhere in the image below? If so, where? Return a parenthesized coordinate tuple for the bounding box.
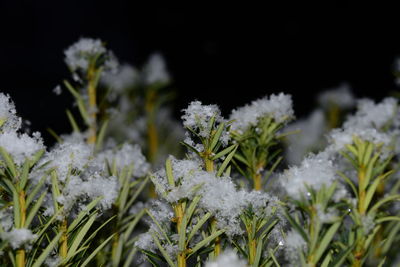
(230, 93, 294, 133)
(143, 53, 170, 85)
(0, 131, 44, 165)
(1, 228, 37, 249)
(101, 63, 139, 93)
(181, 101, 225, 138)
(284, 230, 306, 264)
(0, 93, 21, 130)
(205, 250, 247, 267)
(98, 143, 150, 177)
(64, 37, 118, 74)
(280, 152, 337, 200)
(285, 109, 326, 165)
(317, 83, 355, 109)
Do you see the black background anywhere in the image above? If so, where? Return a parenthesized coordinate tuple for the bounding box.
(1, 1, 399, 144)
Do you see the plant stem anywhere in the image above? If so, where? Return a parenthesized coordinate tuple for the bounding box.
(205, 159, 214, 173)
(16, 191, 26, 267)
(59, 219, 68, 260)
(248, 238, 257, 265)
(253, 173, 262, 191)
(174, 203, 186, 267)
(327, 104, 340, 129)
(111, 232, 121, 267)
(352, 166, 367, 267)
(87, 67, 97, 145)
(358, 166, 366, 215)
(203, 156, 221, 258)
(145, 90, 158, 164)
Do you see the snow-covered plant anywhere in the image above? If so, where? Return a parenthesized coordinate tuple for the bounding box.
(137, 158, 227, 267)
(4, 36, 400, 267)
(233, 191, 283, 266)
(230, 93, 294, 190)
(102, 53, 184, 166)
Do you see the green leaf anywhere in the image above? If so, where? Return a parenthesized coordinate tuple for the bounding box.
(80, 234, 115, 267)
(179, 213, 188, 251)
(81, 215, 116, 248)
(363, 175, 384, 212)
(146, 209, 172, 244)
(165, 158, 175, 187)
(26, 175, 46, 208)
(95, 119, 109, 151)
(187, 212, 212, 243)
(3, 179, 21, 228)
(64, 80, 81, 99)
(68, 196, 102, 233)
(211, 144, 237, 160)
(189, 229, 225, 256)
(180, 141, 201, 156)
(329, 244, 354, 267)
(210, 122, 225, 151)
(314, 222, 341, 263)
(0, 147, 17, 178)
(233, 152, 250, 167)
(186, 195, 201, 222)
(345, 144, 358, 157)
(121, 209, 145, 241)
(31, 232, 63, 267)
(376, 216, 400, 224)
(19, 160, 30, 190)
(369, 194, 400, 215)
(152, 233, 176, 267)
(123, 247, 138, 267)
(337, 171, 358, 198)
(252, 239, 263, 267)
(122, 176, 149, 215)
(66, 109, 80, 132)
(217, 145, 238, 177)
(362, 142, 374, 166)
(283, 210, 309, 243)
(25, 191, 46, 227)
(67, 212, 98, 259)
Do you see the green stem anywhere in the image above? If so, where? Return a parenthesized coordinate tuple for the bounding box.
(16, 191, 26, 267)
(87, 67, 97, 145)
(174, 203, 186, 267)
(59, 219, 68, 261)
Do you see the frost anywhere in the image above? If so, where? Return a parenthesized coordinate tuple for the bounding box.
(0, 207, 13, 231)
(97, 143, 150, 177)
(135, 232, 155, 252)
(64, 37, 118, 74)
(205, 250, 247, 267)
(0, 93, 21, 130)
(230, 93, 294, 133)
(285, 109, 326, 165)
(317, 83, 355, 109)
(327, 98, 398, 158)
(41, 139, 93, 181)
(0, 131, 44, 165)
(45, 256, 60, 267)
(1, 228, 37, 249)
(343, 97, 397, 130)
(152, 158, 278, 236)
(182, 101, 224, 137)
(280, 152, 337, 200)
(143, 53, 170, 85)
(101, 63, 139, 93)
(53, 85, 62, 95)
(328, 127, 391, 152)
(56, 173, 119, 214)
(284, 230, 306, 264)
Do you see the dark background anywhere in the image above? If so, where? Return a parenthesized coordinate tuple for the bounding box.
(1, 1, 399, 144)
